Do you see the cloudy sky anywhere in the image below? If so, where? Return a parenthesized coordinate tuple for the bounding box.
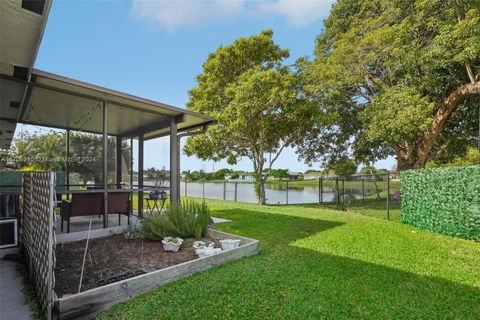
(30, 0, 394, 172)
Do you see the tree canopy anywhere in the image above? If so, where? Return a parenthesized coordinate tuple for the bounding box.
(184, 30, 314, 204)
(297, 0, 480, 170)
(10, 131, 127, 184)
(328, 157, 358, 177)
(270, 169, 290, 180)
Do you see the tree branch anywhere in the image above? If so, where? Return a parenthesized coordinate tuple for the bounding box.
(419, 80, 480, 159)
(427, 135, 460, 161)
(465, 62, 476, 84)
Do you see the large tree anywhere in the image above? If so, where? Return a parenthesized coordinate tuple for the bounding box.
(298, 0, 480, 170)
(185, 30, 313, 204)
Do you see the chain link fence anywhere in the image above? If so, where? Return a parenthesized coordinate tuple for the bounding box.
(180, 173, 401, 221)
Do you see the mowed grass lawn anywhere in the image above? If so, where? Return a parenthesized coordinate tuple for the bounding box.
(97, 199, 480, 319)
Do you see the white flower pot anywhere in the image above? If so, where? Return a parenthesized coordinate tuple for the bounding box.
(196, 247, 222, 258)
(162, 237, 183, 252)
(219, 239, 241, 250)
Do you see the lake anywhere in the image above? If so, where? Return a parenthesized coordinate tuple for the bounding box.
(178, 181, 388, 204)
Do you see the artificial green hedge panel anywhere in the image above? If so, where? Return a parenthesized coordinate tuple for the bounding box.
(401, 165, 480, 242)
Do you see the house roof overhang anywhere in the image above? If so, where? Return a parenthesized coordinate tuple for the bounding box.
(0, 0, 52, 149)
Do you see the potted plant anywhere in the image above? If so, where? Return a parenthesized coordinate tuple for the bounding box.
(162, 237, 183, 252)
(219, 239, 241, 250)
(193, 240, 219, 257)
(192, 241, 215, 250)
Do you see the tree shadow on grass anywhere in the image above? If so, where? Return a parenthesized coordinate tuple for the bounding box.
(98, 208, 480, 320)
(295, 199, 402, 222)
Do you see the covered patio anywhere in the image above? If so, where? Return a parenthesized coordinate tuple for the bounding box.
(0, 0, 214, 233)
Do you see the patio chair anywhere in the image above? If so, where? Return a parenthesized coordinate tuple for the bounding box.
(60, 193, 103, 233)
(106, 192, 131, 226)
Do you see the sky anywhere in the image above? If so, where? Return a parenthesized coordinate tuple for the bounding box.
(28, 0, 395, 172)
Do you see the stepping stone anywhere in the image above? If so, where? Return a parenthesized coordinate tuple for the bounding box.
(211, 217, 232, 224)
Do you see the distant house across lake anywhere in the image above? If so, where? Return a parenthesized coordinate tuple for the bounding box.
(288, 172, 304, 180)
(303, 172, 322, 180)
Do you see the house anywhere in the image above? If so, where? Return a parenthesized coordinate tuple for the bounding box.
(288, 171, 304, 180)
(239, 173, 256, 181)
(303, 172, 323, 180)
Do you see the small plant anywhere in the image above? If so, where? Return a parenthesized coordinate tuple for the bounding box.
(163, 237, 183, 245)
(123, 231, 143, 240)
(143, 199, 211, 240)
(193, 240, 214, 249)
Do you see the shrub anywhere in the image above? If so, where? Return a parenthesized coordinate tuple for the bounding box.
(142, 199, 210, 240)
(401, 165, 480, 241)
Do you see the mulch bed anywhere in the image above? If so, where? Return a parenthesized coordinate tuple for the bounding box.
(55, 234, 217, 296)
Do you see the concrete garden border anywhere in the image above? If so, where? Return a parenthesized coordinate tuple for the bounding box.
(53, 228, 259, 319)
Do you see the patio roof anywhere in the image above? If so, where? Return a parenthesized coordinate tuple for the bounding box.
(1, 68, 215, 146)
(20, 69, 214, 138)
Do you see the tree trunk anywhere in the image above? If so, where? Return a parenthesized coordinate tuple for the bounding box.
(396, 81, 480, 170)
(396, 154, 427, 171)
(257, 178, 266, 205)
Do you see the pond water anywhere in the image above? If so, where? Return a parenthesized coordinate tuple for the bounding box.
(178, 181, 386, 205)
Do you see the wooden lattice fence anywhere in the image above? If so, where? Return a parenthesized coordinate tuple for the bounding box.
(22, 172, 56, 320)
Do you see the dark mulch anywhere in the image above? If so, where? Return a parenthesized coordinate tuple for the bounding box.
(55, 234, 216, 296)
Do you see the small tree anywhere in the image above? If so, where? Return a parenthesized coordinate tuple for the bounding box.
(329, 158, 358, 177)
(360, 165, 378, 175)
(270, 169, 289, 180)
(212, 168, 231, 180)
(185, 30, 314, 204)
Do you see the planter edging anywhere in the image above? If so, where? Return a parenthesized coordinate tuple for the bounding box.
(54, 229, 259, 319)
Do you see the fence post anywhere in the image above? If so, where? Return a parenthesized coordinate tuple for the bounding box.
(234, 181, 238, 201)
(223, 181, 226, 200)
(362, 178, 365, 202)
(342, 178, 346, 210)
(335, 177, 340, 205)
(185, 180, 187, 197)
(319, 178, 323, 205)
(286, 180, 289, 205)
(386, 173, 390, 220)
(202, 181, 205, 198)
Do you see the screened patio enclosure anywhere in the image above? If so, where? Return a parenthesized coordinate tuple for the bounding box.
(1, 69, 215, 228)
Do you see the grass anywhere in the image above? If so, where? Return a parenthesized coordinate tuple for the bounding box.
(320, 197, 402, 222)
(132, 192, 400, 223)
(97, 199, 480, 319)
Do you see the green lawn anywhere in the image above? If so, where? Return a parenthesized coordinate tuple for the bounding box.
(97, 199, 480, 319)
(319, 197, 402, 222)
